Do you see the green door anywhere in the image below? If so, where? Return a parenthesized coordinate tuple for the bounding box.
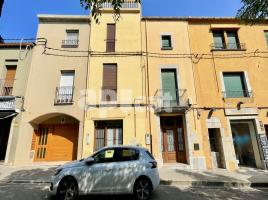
(161, 69, 178, 107)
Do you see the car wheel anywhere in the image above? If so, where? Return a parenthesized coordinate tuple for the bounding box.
(57, 176, 78, 200)
(134, 178, 152, 200)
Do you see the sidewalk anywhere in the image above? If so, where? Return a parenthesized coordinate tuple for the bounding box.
(1, 163, 268, 187)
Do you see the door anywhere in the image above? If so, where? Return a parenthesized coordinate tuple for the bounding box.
(161, 116, 187, 163)
(161, 69, 178, 107)
(113, 148, 140, 193)
(162, 128, 177, 163)
(87, 148, 119, 193)
(34, 124, 78, 161)
(35, 127, 50, 161)
(177, 127, 187, 163)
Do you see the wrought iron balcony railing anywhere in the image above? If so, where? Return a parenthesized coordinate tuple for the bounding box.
(0, 79, 16, 110)
(61, 40, 79, 48)
(55, 86, 74, 104)
(211, 43, 246, 51)
(102, 89, 117, 102)
(222, 90, 253, 98)
(101, 1, 139, 9)
(154, 89, 189, 112)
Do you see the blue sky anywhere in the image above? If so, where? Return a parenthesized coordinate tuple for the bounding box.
(0, 0, 242, 39)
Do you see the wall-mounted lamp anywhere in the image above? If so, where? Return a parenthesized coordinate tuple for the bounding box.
(208, 108, 216, 119)
(237, 101, 244, 110)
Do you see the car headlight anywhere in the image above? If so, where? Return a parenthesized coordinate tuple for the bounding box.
(54, 168, 63, 176)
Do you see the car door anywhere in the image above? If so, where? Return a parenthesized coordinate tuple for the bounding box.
(113, 148, 140, 193)
(82, 148, 120, 194)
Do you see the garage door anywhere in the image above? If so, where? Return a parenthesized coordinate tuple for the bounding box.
(34, 124, 78, 162)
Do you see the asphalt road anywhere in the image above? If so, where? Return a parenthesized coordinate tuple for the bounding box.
(0, 183, 268, 200)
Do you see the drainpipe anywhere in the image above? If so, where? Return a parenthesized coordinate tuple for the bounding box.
(81, 18, 91, 159)
(145, 20, 153, 154)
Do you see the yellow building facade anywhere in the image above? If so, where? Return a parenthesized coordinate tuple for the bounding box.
(2, 1, 268, 171)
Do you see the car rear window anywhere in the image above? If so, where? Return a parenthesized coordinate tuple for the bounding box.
(120, 149, 139, 161)
(145, 151, 155, 160)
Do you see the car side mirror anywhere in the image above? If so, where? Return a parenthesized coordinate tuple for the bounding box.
(85, 157, 95, 165)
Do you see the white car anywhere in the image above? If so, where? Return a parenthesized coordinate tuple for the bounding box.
(50, 146, 160, 200)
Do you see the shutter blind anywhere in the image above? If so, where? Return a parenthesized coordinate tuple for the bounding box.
(4, 66, 17, 87)
(106, 24, 116, 52)
(227, 31, 238, 49)
(213, 31, 224, 49)
(265, 31, 268, 45)
(60, 71, 74, 87)
(103, 64, 117, 89)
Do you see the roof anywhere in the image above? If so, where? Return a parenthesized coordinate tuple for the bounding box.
(0, 42, 35, 48)
(142, 16, 268, 23)
(38, 14, 90, 23)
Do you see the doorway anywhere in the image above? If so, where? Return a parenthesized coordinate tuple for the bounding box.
(0, 117, 12, 161)
(161, 116, 187, 163)
(208, 128, 224, 168)
(230, 120, 261, 168)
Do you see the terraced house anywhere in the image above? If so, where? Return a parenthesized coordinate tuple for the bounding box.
(1, 1, 268, 171)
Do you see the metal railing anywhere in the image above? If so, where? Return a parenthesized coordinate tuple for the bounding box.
(0, 79, 15, 96)
(61, 40, 79, 48)
(222, 90, 253, 98)
(154, 89, 189, 112)
(55, 87, 74, 104)
(211, 43, 246, 51)
(102, 89, 117, 102)
(0, 97, 15, 110)
(101, 1, 139, 9)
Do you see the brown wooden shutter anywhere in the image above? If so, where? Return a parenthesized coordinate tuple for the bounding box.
(106, 24, 116, 52)
(102, 64, 117, 101)
(4, 66, 17, 87)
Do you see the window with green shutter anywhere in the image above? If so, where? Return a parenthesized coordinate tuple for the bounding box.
(223, 72, 248, 98)
(161, 69, 178, 106)
(161, 35, 172, 50)
(265, 31, 268, 46)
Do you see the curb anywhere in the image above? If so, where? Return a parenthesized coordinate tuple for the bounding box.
(0, 179, 268, 188)
(160, 180, 268, 188)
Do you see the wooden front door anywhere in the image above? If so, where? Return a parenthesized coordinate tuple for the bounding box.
(161, 116, 187, 163)
(34, 124, 78, 162)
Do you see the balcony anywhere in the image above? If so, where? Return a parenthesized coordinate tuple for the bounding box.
(101, 89, 117, 102)
(154, 89, 189, 113)
(222, 90, 253, 99)
(0, 79, 15, 110)
(211, 43, 246, 51)
(61, 40, 79, 48)
(55, 87, 74, 105)
(101, 1, 139, 9)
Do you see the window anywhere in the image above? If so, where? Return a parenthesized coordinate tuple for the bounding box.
(55, 71, 74, 104)
(161, 35, 172, 50)
(213, 31, 225, 49)
(93, 148, 120, 163)
(106, 24, 116, 52)
(223, 72, 250, 98)
(119, 148, 139, 161)
(62, 30, 79, 48)
(212, 30, 243, 50)
(94, 120, 123, 151)
(226, 31, 239, 49)
(102, 64, 117, 101)
(265, 31, 268, 46)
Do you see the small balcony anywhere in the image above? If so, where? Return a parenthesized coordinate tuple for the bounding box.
(55, 87, 74, 105)
(61, 40, 79, 48)
(101, 89, 117, 102)
(101, 1, 139, 9)
(0, 79, 15, 110)
(154, 89, 189, 113)
(222, 90, 253, 99)
(211, 43, 246, 51)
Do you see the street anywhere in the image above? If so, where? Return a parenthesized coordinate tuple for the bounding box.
(0, 183, 268, 200)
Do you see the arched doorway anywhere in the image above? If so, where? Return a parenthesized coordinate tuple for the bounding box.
(31, 113, 79, 162)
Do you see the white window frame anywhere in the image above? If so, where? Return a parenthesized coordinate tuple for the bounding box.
(160, 33, 173, 50)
